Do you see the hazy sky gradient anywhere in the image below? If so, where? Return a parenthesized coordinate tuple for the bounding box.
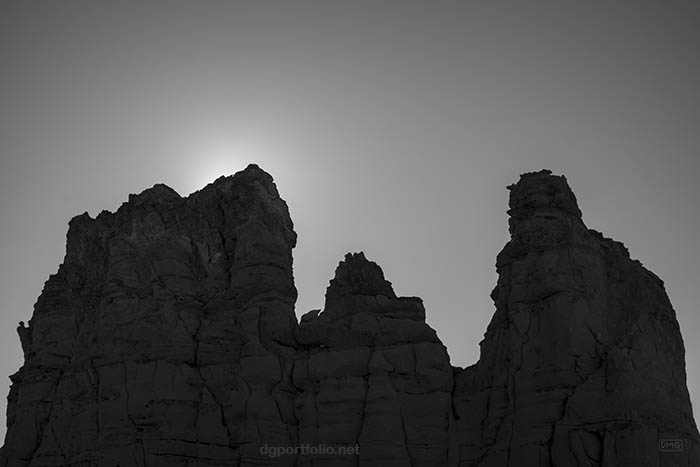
(1, 1, 699, 440)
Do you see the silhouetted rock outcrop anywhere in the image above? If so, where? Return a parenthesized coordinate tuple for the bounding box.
(452, 170, 700, 466)
(2, 166, 697, 466)
(294, 252, 453, 466)
(2, 165, 299, 466)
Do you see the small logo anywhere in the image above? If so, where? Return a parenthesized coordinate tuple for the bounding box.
(659, 439, 684, 452)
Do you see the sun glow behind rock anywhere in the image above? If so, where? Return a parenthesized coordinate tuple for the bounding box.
(183, 130, 286, 195)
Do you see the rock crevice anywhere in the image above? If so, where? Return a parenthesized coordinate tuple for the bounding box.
(2, 166, 697, 466)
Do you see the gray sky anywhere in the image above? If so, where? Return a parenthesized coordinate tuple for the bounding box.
(1, 1, 699, 440)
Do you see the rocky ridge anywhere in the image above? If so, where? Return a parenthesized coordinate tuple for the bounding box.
(1, 166, 697, 466)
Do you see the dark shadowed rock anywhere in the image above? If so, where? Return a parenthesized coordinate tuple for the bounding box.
(2, 164, 299, 467)
(452, 169, 700, 466)
(294, 252, 452, 466)
(2, 167, 697, 466)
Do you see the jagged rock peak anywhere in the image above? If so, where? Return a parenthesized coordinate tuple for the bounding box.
(62, 163, 296, 264)
(455, 169, 700, 466)
(325, 252, 397, 301)
(1, 162, 299, 466)
(507, 169, 582, 222)
(119, 164, 280, 209)
(4, 166, 698, 467)
(127, 183, 182, 205)
(194, 163, 282, 199)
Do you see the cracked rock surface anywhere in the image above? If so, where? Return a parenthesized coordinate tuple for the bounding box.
(452, 170, 700, 466)
(1, 167, 697, 467)
(1, 165, 299, 466)
(294, 252, 453, 467)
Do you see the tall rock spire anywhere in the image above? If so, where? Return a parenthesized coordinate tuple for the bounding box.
(295, 252, 453, 466)
(2, 167, 697, 466)
(453, 170, 700, 466)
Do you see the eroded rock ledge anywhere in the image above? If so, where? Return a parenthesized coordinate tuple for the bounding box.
(1, 166, 698, 466)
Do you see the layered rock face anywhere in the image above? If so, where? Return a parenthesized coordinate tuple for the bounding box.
(2, 166, 698, 467)
(452, 170, 700, 466)
(294, 253, 453, 466)
(2, 165, 300, 466)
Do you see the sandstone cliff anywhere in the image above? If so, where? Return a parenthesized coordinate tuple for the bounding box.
(2, 165, 299, 466)
(2, 166, 697, 466)
(452, 170, 700, 466)
(294, 252, 453, 466)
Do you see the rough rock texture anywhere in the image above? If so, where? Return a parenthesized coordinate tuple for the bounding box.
(2, 166, 698, 466)
(452, 170, 700, 466)
(294, 253, 453, 466)
(2, 165, 299, 466)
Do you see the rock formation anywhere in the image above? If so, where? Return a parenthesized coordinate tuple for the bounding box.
(452, 170, 700, 467)
(1, 165, 299, 466)
(294, 252, 453, 466)
(1, 166, 697, 466)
